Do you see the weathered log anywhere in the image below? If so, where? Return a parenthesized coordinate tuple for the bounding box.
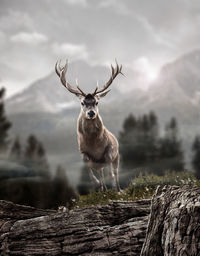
(140, 185, 200, 256)
(0, 199, 150, 256)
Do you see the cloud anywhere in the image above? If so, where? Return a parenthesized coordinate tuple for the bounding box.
(64, 0, 87, 7)
(0, 10, 34, 34)
(98, 0, 130, 15)
(52, 42, 89, 60)
(0, 30, 7, 48)
(10, 32, 48, 45)
(136, 16, 176, 50)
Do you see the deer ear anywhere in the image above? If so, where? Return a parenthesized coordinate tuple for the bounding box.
(97, 90, 111, 99)
(76, 94, 84, 100)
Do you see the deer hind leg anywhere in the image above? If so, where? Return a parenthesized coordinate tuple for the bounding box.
(88, 168, 100, 188)
(99, 168, 107, 191)
(109, 163, 116, 188)
(112, 154, 121, 192)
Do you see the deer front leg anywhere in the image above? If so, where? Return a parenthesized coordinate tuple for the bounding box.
(99, 168, 107, 191)
(109, 164, 116, 188)
(113, 168, 121, 192)
(88, 168, 100, 187)
(104, 145, 113, 163)
(112, 154, 121, 192)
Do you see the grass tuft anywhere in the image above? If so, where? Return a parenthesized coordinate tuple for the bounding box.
(72, 171, 200, 209)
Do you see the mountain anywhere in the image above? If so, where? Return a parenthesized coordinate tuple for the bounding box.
(162, 49, 200, 97)
(5, 50, 200, 183)
(145, 49, 200, 126)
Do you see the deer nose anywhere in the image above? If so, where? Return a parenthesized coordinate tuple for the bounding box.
(88, 110, 95, 118)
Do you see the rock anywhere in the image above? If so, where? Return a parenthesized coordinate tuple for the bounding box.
(0, 199, 150, 255)
(140, 185, 200, 256)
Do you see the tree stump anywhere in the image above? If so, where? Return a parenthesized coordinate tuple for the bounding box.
(0, 199, 150, 255)
(140, 185, 200, 256)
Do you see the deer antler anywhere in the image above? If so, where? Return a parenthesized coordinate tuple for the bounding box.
(55, 60, 86, 97)
(92, 59, 123, 96)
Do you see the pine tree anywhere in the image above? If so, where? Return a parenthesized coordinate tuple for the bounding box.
(122, 114, 137, 132)
(24, 135, 38, 163)
(119, 114, 138, 168)
(36, 142, 50, 177)
(23, 135, 50, 177)
(119, 111, 159, 170)
(191, 136, 200, 178)
(0, 88, 12, 153)
(159, 117, 184, 171)
(51, 165, 77, 208)
(10, 136, 21, 162)
(149, 111, 159, 139)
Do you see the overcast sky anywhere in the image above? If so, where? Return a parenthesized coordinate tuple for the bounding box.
(0, 0, 200, 96)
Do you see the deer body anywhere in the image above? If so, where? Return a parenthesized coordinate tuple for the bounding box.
(55, 59, 122, 191)
(77, 110, 120, 191)
(77, 114, 117, 163)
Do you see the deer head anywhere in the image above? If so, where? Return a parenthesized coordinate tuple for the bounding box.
(55, 59, 123, 120)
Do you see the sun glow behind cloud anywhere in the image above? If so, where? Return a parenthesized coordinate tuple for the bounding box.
(132, 57, 159, 89)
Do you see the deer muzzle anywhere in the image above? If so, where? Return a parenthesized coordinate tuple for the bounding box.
(87, 110, 96, 119)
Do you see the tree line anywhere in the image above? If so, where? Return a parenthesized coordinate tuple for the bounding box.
(0, 88, 77, 209)
(119, 111, 200, 184)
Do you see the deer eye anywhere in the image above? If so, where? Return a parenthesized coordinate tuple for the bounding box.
(81, 102, 84, 106)
(96, 102, 98, 106)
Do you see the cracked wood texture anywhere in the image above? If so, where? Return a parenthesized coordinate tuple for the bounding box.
(140, 185, 200, 256)
(0, 199, 150, 256)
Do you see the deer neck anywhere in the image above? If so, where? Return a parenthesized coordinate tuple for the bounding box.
(79, 113, 104, 138)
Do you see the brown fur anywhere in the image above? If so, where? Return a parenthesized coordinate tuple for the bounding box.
(77, 111, 121, 191)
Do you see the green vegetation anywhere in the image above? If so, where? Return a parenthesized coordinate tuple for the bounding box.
(73, 171, 200, 209)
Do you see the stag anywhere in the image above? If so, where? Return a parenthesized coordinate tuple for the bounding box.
(55, 60, 123, 192)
